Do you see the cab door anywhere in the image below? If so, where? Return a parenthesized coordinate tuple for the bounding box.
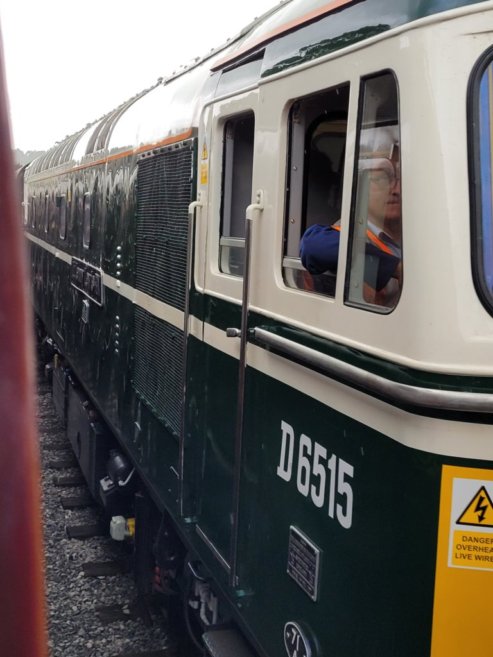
(184, 89, 259, 576)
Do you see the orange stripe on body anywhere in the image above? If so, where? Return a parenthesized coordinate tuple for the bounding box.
(212, 0, 358, 70)
(29, 128, 194, 183)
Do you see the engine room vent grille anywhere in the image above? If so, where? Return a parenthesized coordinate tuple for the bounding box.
(133, 306, 184, 437)
(135, 140, 195, 311)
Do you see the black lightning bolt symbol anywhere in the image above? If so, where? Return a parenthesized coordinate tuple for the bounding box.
(457, 486, 493, 527)
(474, 494, 488, 523)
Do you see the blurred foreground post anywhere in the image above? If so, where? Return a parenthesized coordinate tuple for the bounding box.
(0, 28, 47, 657)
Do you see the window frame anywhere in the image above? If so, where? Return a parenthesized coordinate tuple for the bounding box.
(218, 110, 255, 277)
(82, 192, 91, 249)
(30, 195, 36, 228)
(344, 69, 402, 314)
(282, 83, 350, 298)
(43, 193, 49, 233)
(468, 46, 493, 316)
(57, 194, 67, 240)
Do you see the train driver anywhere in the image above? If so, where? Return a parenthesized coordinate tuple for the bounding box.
(300, 127, 402, 308)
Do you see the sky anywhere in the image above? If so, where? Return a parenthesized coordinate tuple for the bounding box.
(0, 0, 280, 152)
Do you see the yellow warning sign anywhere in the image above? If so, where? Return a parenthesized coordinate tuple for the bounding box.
(200, 142, 208, 185)
(456, 486, 493, 527)
(200, 162, 208, 185)
(431, 466, 493, 657)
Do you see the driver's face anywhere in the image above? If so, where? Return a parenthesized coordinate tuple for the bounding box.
(367, 153, 401, 241)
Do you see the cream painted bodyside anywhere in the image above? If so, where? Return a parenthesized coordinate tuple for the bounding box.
(195, 3, 493, 376)
(194, 87, 259, 303)
(26, 232, 72, 265)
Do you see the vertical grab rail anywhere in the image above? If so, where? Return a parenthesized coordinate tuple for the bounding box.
(228, 190, 264, 586)
(180, 192, 203, 517)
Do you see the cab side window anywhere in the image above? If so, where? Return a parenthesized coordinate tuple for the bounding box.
(30, 195, 36, 228)
(57, 194, 67, 240)
(470, 50, 493, 314)
(346, 72, 402, 311)
(219, 112, 255, 277)
(83, 192, 91, 249)
(283, 84, 349, 296)
(43, 193, 49, 233)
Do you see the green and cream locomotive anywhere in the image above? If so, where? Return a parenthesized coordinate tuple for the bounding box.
(23, 1, 493, 655)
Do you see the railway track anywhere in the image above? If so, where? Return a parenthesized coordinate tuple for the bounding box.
(37, 372, 190, 657)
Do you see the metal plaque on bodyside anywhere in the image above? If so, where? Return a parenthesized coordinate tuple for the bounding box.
(287, 526, 321, 602)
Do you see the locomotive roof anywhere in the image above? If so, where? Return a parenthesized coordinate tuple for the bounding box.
(27, 0, 488, 179)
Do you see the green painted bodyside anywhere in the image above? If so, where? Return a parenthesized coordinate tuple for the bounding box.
(28, 152, 182, 513)
(30, 221, 493, 656)
(238, 368, 439, 656)
(30, 236, 181, 510)
(183, 330, 493, 657)
(248, 313, 493, 396)
(190, 291, 493, 397)
(184, 335, 239, 558)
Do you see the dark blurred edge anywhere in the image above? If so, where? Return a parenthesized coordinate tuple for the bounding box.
(0, 24, 48, 657)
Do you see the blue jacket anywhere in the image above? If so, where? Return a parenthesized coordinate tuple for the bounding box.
(300, 224, 400, 292)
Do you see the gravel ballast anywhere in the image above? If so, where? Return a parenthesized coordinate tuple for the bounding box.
(37, 375, 177, 657)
